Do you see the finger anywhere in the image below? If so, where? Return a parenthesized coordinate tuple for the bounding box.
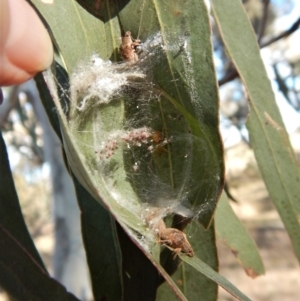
(0, 0, 53, 86)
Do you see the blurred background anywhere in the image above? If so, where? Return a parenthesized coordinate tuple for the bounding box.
(0, 0, 299, 300)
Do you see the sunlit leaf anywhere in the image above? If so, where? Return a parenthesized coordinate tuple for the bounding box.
(211, 0, 300, 263)
(181, 255, 252, 301)
(215, 193, 265, 278)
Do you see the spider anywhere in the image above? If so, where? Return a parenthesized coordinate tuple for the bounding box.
(119, 31, 141, 64)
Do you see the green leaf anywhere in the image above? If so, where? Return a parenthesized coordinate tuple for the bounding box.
(0, 132, 79, 301)
(0, 224, 80, 301)
(36, 55, 127, 300)
(118, 0, 224, 227)
(215, 193, 265, 278)
(31, 0, 224, 226)
(31, 0, 225, 299)
(76, 0, 130, 23)
(181, 254, 252, 301)
(0, 131, 45, 269)
(116, 222, 161, 301)
(37, 65, 154, 299)
(31, 0, 117, 73)
(72, 176, 123, 300)
(211, 0, 300, 263)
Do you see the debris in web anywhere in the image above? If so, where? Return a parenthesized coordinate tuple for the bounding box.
(68, 31, 216, 257)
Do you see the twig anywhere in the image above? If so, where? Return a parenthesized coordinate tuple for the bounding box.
(257, 0, 270, 44)
(219, 17, 300, 86)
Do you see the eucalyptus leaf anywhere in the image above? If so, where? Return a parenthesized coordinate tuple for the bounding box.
(0, 131, 45, 270)
(72, 176, 123, 300)
(0, 224, 80, 301)
(116, 222, 161, 301)
(0, 132, 79, 301)
(211, 0, 300, 263)
(215, 193, 265, 278)
(181, 255, 252, 301)
(31, 0, 226, 299)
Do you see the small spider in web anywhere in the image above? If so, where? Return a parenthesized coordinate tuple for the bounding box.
(149, 217, 194, 258)
(119, 31, 142, 64)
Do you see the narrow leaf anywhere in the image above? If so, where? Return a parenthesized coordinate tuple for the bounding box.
(118, 0, 224, 227)
(211, 0, 300, 263)
(0, 224, 80, 301)
(116, 223, 161, 301)
(215, 193, 265, 278)
(181, 255, 252, 301)
(0, 131, 46, 268)
(72, 175, 123, 301)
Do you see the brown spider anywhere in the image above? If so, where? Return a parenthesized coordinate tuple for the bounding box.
(119, 31, 141, 64)
(154, 218, 194, 258)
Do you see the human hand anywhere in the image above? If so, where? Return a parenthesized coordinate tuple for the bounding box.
(0, 0, 53, 86)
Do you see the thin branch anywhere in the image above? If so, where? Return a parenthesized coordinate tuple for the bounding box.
(260, 16, 300, 47)
(219, 17, 300, 86)
(257, 0, 270, 44)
